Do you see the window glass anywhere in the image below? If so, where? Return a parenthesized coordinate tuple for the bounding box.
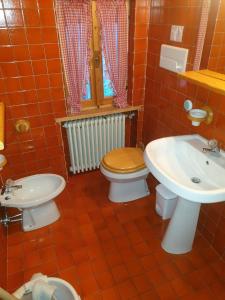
(82, 80, 91, 100)
(102, 55, 114, 97)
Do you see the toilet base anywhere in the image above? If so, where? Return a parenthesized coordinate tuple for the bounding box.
(100, 165, 150, 203)
(22, 200, 60, 231)
(109, 178, 150, 203)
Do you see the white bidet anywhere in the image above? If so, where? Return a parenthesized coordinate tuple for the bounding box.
(0, 174, 66, 231)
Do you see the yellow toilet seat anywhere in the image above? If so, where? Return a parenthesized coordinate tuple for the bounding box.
(101, 147, 146, 174)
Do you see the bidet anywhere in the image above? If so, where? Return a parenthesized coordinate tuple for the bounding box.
(0, 174, 66, 231)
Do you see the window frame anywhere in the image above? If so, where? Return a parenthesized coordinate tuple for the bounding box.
(81, 0, 129, 110)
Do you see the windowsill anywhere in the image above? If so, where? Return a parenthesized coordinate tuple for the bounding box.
(55, 105, 143, 124)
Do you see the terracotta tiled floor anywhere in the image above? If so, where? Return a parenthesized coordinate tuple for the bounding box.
(6, 171, 225, 299)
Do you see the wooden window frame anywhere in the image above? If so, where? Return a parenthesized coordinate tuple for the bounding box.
(81, 0, 129, 110)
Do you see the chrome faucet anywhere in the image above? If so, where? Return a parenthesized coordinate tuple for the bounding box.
(202, 139, 220, 154)
(1, 179, 22, 195)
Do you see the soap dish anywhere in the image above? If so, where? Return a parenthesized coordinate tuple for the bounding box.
(188, 106, 213, 126)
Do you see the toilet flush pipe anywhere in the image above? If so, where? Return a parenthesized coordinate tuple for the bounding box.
(0, 287, 19, 300)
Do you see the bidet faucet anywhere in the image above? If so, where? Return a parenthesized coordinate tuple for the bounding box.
(202, 139, 220, 154)
(1, 179, 22, 195)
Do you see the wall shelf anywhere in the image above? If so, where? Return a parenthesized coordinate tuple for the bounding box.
(179, 69, 225, 96)
(55, 105, 143, 124)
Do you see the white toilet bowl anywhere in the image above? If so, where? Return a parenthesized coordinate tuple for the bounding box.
(13, 273, 81, 300)
(100, 147, 150, 202)
(0, 174, 65, 231)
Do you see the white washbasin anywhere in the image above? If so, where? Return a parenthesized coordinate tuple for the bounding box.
(144, 134, 225, 203)
(144, 135, 225, 254)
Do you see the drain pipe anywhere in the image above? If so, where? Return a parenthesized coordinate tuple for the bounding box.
(0, 287, 19, 300)
(0, 207, 22, 227)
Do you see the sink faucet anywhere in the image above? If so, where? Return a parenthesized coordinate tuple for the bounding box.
(202, 139, 220, 154)
(1, 179, 22, 195)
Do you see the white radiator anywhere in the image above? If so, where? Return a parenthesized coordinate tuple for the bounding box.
(64, 114, 125, 173)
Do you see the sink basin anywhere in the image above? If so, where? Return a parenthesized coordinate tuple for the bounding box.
(144, 134, 225, 254)
(144, 134, 225, 203)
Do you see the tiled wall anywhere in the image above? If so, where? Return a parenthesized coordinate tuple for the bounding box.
(207, 0, 225, 73)
(128, 0, 150, 145)
(0, 0, 68, 182)
(143, 0, 225, 259)
(0, 208, 7, 288)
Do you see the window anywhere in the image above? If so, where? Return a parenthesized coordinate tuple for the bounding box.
(55, 0, 129, 113)
(82, 1, 128, 109)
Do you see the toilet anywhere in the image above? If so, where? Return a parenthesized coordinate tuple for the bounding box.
(13, 273, 81, 300)
(100, 147, 150, 202)
(0, 174, 65, 231)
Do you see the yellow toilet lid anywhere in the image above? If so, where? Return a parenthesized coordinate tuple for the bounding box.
(101, 147, 146, 174)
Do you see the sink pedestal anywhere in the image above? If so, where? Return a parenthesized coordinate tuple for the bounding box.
(161, 197, 201, 254)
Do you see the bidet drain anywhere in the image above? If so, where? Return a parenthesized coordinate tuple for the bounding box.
(191, 177, 201, 184)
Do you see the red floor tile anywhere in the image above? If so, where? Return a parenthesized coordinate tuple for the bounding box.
(125, 258, 144, 276)
(141, 254, 158, 271)
(105, 251, 123, 268)
(170, 277, 194, 298)
(160, 261, 181, 281)
(72, 246, 90, 265)
(5, 170, 225, 299)
(155, 282, 178, 300)
(101, 287, 120, 300)
(24, 250, 42, 269)
(8, 257, 24, 275)
(76, 262, 93, 279)
(80, 274, 99, 297)
(94, 270, 114, 289)
(91, 257, 108, 274)
(111, 264, 129, 283)
(7, 272, 24, 293)
(59, 266, 81, 294)
(140, 289, 160, 300)
(208, 280, 225, 300)
(131, 273, 153, 294)
(55, 247, 74, 270)
(116, 279, 138, 299)
(146, 267, 167, 288)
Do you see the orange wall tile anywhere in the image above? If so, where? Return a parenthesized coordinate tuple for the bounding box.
(0, 208, 7, 288)
(0, 0, 68, 182)
(206, 0, 225, 73)
(143, 0, 225, 259)
(128, 0, 150, 144)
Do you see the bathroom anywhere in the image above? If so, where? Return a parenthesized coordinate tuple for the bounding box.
(1, 0, 225, 299)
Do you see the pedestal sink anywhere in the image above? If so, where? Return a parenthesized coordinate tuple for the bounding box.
(144, 135, 225, 254)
